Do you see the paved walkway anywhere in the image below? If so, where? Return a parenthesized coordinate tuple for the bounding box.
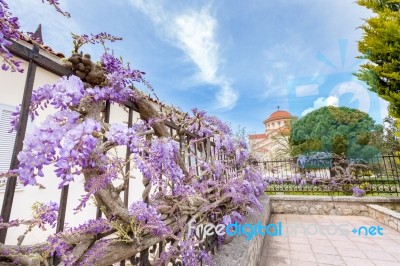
(259, 214, 400, 266)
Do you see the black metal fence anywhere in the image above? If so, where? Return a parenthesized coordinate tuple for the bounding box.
(1, 27, 221, 265)
(256, 154, 400, 196)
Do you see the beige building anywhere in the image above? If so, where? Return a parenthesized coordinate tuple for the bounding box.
(249, 110, 294, 160)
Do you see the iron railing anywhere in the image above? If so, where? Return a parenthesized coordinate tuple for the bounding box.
(256, 154, 400, 196)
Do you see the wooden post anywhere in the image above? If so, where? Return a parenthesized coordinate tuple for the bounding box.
(0, 26, 42, 243)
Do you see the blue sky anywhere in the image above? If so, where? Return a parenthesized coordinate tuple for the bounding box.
(9, 0, 389, 134)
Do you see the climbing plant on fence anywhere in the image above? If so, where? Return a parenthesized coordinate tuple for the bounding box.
(262, 152, 400, 196)
(0, 1, 267, 265)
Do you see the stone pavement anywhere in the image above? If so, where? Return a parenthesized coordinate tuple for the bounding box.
(259, 214, 400, 266)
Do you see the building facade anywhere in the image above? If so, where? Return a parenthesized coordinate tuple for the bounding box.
(249, 110, 294, 160)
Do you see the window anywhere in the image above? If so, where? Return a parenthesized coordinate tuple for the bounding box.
(0, 103, 22, 191)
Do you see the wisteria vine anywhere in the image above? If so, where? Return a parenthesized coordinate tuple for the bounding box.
(0, 2, 268, 264)
(1, 58, 267, 264)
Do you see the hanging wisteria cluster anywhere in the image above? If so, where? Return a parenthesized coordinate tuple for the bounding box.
(0, 1, 268, 265)
(0, 0, 22, 72)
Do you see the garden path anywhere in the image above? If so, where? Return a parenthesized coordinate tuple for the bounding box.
(260, 214, 400, 266)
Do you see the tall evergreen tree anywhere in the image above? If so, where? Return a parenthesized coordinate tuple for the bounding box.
(356, 0, 400, 117)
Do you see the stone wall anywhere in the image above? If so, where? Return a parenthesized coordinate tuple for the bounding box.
(270, 195, 400, 216)
(213, 195, 400, 265)
(213, 195, 271, 266)
(367, 204, 400, 232)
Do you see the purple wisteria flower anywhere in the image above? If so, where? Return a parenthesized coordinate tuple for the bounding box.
(179, 239, 198, 266)
(199, 250, 214, 266)
(0, 0, 23, 72)
(17, 110, 80, 185)
(229, 211, 244, 223)
(85, 85, 135, 104)
(11, 76, 85, 128)
(264, 176, 275, 184)
(101, 53, 143, 89)
(129, 201, 170, 237)
(63, 218, 113, 235)
(105, 122, 146, 148)
(34, 201, 59, 229)
(9, 105, 20, 131)
(291, 174, 301, 184)
(55, 118, 103, 188)
(172, 184, 196, 197)
(236, 148, 249, 166)
(305, 172, 314, 179)
(148, 138, 185, 183)
(352, 187, 365, 197)
(222, 215, 232, 226)
(187, 108, 231, 137)
(47, 235, 72, 258)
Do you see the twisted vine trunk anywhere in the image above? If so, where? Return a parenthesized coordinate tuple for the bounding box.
(73, 95, 192, 264)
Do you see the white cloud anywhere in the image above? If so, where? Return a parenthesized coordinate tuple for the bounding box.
(301, 96, 339, 116)
(295, 84, 319, 97)
(216, 81, 238, 110)
(129, 0, 166, 24)
(129, 0, 238, 110)
(173, 9, 219, 83)
(263, 74, 287, 98)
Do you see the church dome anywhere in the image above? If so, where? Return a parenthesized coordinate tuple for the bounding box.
(264, 110, 292, 123)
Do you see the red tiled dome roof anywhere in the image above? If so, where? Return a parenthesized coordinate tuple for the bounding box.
(264, 110, 292, 123)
